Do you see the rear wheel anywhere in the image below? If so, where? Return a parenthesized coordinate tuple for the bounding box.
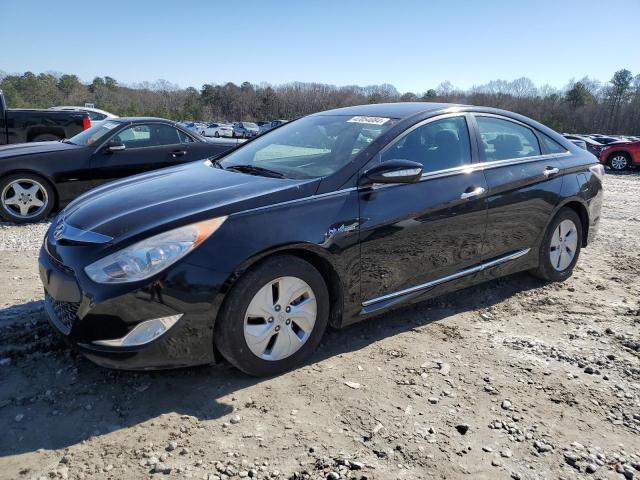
(0, 173, 55, 223)
(609, 153, 630, 171)
(215, 255, 329, 376)
(531, 208, 582, 282)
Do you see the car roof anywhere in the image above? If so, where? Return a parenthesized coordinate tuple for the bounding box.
(314, 102, 466, 119)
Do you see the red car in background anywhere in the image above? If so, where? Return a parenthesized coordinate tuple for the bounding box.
(600, 141, 640, 171)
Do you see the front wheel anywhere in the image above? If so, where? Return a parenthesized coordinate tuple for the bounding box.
(214, 131, 220, 138)
(215, 255, 329, 376)
(0, 173, 55, 224)
(609, 153, 630, 171)
(531, 207, 582, 282)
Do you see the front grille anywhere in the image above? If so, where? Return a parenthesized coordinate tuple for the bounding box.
(45, 292, 79, 335)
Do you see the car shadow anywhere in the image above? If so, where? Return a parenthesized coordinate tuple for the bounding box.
(0, 271, 544, 458)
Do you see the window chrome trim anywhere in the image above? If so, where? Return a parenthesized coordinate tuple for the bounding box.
(361, 248, 531, 307)
(367, 151, 572, 190)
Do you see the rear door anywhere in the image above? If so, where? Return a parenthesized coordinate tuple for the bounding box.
(358, 114, 488, 308)
(471, 114, 566, 264)
(90, 123, 193, 185)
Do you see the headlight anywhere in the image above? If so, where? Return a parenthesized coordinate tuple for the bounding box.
(84, 217, 227, 284)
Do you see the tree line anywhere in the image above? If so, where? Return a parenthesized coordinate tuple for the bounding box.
(1, 69, 638, 134)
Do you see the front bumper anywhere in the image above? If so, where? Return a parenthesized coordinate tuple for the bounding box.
(39, 244, 226, 370)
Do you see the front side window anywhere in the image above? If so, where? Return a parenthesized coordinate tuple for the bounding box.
(218, 115, 397, 179)
(111, 124, 180, 149)
(476, 116, 541, 161)
(381, 116, 471, 173)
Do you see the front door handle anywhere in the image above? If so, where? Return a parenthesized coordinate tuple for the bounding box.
(171, 150, 187, 157)
(543, 166, 560, 176)
(460, 186, 486, 200)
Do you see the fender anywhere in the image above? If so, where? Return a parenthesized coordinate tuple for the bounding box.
(211, 241, 348, 330)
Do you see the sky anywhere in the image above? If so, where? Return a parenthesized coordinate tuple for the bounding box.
(2, 0, 639, 93)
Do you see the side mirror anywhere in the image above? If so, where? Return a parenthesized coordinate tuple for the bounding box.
(361, 159, 423, 185)
(106, 142, 126, 153)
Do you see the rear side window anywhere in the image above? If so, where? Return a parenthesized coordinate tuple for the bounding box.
(540, 134, 568, 154)
(112, 124, 180, 148)
(381, 116, 471, 173)
(476, 116, 541, 161)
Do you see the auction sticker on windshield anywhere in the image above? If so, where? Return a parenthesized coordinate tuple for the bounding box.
(347, 116, 390, 125)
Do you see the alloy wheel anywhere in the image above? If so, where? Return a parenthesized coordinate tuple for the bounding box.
(243, 276, 317, 361)
(610, 155, 628, 171)
(1, 179, 49, 219)
(549, 219, 578, 271)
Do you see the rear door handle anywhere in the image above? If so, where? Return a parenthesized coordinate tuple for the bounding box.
(543, 167, 559, 176)
(460, 186, 486, 200)
(171, 150, 187, 157)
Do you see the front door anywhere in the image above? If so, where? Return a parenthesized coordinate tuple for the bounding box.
(359, 115, 488, 307)
(90, 123, 193, 186)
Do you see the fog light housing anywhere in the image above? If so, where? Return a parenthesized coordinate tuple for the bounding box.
(92, 314, 183, 348)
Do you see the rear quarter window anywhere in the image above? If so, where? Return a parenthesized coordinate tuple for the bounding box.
(540, 134, 568, 154)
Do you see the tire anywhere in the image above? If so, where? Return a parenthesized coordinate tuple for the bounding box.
(608, 153, 630, 171)
(214, 132, 220, 138)
(232, 132, 237, 138)
(32, 133, 61, 142)
(0, 173, 55, 224)
(531, 207, 582, 282)
(215, 255, 330, 376)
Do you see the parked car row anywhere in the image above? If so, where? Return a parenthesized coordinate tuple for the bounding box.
(181, 119, 288, 139)
(562, 132, 640, 171)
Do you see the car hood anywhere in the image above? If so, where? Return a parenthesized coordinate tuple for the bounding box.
(61, 160, 317, 241)
(0, 140, 82, 158)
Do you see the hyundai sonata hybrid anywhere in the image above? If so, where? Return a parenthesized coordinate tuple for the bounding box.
(39, 103, 603, 376)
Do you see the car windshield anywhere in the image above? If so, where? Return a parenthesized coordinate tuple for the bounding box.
(218, 114, 396, 179)
(66, 121, 121, 146)
(244, 122, 258, 128)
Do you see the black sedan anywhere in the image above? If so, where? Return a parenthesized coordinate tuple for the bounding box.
(39, 103, 603, 376)
(0, 118, 240, 223)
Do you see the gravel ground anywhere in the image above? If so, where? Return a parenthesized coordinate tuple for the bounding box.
(0, 172, 638, 480)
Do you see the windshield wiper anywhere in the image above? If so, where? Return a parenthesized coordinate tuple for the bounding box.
(61, 139, 75, 145)
(225, 164, 286, 178)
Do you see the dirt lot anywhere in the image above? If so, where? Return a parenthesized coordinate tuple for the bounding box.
(0, 172, 638, 480)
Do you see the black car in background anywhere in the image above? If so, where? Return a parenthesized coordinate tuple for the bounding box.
(0, 118, 240, 223)
(563, 134, 605, 158)
(588, 135, 628, 146)
(39, 103, 603, 376)
(0, 90, 90, 144)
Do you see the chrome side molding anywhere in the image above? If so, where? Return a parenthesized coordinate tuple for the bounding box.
(361, 248, 531, 307)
